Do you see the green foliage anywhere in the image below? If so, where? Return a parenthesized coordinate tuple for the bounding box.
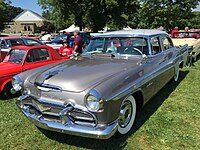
(35, 21, 55, 33)
(138, 0, 200, 29)
(0, 0, 23, 31)
(38, 0, 200, 31)
(188, 11, 200, 29)
(38, 0, 140, 31)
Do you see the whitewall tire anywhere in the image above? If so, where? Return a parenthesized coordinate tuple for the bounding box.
(118, 95, 136, 135)
(173, 66, 180, 82)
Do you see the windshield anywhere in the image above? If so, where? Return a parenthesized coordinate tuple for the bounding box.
(84, 37, 149, 55)
(4, 49, 26, 64)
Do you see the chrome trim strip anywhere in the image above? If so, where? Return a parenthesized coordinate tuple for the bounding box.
(34, 82, 62, 92)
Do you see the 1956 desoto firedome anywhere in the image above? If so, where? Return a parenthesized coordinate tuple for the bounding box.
(13, 30, 188, 139)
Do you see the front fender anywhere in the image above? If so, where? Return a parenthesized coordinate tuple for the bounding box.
(0, 76, 12, 92)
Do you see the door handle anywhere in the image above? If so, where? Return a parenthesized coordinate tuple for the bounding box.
(23, 68, 28, 71)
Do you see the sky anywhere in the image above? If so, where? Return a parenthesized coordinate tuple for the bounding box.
(10, 0, 43, 15)
(10, 0, 200, 15)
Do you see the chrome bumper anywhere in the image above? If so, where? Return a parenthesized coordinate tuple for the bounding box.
(16, 97, 118, 139)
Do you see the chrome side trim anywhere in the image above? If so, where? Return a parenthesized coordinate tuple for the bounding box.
(107, 60, 175, 102)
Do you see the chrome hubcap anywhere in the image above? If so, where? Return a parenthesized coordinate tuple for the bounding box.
(118, 101, 132, 128)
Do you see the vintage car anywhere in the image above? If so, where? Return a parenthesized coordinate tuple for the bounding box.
(13, 30, 188, 139)
(0, 45, 67, 98)
(0, 37, 43, 62)
(171, 31, 200, 65)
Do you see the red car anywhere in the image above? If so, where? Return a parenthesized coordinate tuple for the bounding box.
(0, 45, 68, 97)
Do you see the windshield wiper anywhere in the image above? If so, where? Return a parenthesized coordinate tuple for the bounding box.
(90, 52, 115, 57)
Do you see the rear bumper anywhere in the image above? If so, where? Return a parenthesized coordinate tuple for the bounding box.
(16, 98, 118, 139)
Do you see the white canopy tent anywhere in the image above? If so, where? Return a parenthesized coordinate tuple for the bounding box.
(59, 24, 80, 33)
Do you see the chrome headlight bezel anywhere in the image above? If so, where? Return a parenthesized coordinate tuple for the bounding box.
(85, 89, 103, 112)
(12, 75, 23, 92)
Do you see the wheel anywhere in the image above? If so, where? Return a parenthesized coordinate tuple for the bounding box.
(186, 54, 193, 67)
(3, 83, 12, 98)
(173, 66, 180, 82)
(118, 95, 136, 134)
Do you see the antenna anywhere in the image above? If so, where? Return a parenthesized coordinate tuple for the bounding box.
(141, 29, 145, 54)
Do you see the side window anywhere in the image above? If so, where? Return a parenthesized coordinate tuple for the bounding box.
(150, 37, 162, 55)
(0, 40, 7, 49)
(9, 39, 25, 46)
(26, 48, 50, 63)
(25, 39, 41, 46)
(161, 36, 173, 50)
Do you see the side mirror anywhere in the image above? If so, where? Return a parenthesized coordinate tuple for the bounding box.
(142, 54, 148, 62)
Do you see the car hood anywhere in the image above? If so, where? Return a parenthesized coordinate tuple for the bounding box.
(30, 56, 141, 92)
(0, 62, 21, 77)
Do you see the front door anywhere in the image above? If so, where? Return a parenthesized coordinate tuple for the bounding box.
(23, 48, 52, 71)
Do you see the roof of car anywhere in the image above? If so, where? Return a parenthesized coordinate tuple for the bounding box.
(11, 45, 51, 51)
(0, 36, 38, 40)
(95, 29, 168, 38)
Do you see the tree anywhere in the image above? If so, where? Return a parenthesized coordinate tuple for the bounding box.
(105, 0, 140, 29)
(188, 11, 200, 29)
(138, 0, 200, 30)
(0, 0, 23, 31)
(38, 0, 200, 32)
(35, 21, 55, 33)
(38, 0, 140, 32)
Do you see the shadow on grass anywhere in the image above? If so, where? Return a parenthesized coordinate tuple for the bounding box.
(0, 92, 20, 101)
(38, 70, 189, 150)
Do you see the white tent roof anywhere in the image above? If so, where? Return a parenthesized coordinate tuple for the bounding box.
(59, 24, 80, 33)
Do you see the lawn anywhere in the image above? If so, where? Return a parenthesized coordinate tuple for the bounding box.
(0, 58, 200, 150)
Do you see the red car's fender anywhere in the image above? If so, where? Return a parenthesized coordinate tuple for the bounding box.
(0, 76, 12, 92)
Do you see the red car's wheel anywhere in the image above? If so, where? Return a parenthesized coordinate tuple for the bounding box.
(3, 83, 12, 98)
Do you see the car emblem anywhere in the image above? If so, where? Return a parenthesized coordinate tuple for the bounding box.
(33, 100, 52, 112)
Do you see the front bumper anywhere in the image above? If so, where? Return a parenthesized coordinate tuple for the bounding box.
(16, 96, 118, 139)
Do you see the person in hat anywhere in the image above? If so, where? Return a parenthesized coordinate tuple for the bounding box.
(72, 30, 83, 55)
(59, 39, 73, 57)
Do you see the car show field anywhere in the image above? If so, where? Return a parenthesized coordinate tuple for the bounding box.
(0, 28, 200, 150)
(0, 57, 200, 149)
(1, 0, 200, 149)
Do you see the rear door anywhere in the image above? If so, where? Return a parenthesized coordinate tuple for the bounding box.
(151, 35, 174, 92)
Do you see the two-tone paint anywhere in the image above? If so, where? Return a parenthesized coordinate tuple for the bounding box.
(15, 30, 188, 139)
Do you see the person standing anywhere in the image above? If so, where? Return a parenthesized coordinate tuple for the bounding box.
(73, 30, 83, 55)
(171, 26, 179, 38)
(184, 27, 189, 37)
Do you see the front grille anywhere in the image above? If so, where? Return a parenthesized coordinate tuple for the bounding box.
(22, 96, 97, 127)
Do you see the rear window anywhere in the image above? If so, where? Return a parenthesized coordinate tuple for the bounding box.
(25, 39, 41, 46)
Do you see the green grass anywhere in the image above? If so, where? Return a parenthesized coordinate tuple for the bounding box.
(1, 58, 200, 150)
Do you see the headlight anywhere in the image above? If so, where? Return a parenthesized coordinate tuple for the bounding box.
(85, 89, 103, 112)
(86, 95, 100, 110)
(12, 75, 22, 91)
